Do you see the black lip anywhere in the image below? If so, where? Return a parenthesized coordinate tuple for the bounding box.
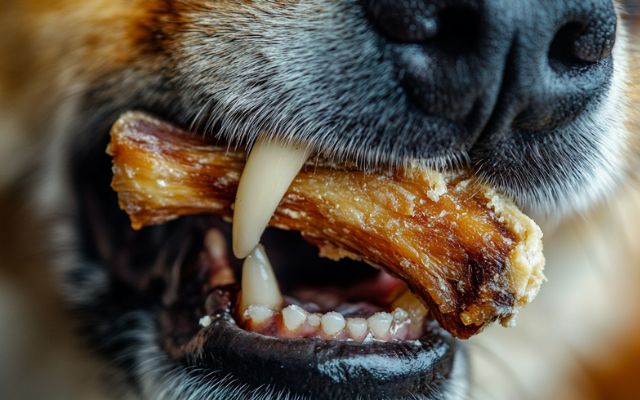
(162, 286, 459, 400)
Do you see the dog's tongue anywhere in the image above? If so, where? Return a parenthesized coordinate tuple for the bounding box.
(106, 111, 545, 339)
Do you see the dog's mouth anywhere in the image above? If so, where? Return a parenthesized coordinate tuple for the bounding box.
(70, 111, 543, 399)
(157, 218, 457, 398)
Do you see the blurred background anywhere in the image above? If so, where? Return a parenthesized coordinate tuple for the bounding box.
(1, 1, 640, 400)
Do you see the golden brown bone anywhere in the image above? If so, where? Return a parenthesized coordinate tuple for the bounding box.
(107, 112, 545, 339)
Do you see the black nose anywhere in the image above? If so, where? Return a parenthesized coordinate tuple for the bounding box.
(362, 0, 617, 139)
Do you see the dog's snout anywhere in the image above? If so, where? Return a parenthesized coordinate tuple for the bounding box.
(362, 0, 617, 137)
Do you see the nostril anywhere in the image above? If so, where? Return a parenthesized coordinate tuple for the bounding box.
(361, 0, 494, 126)
(548, 13, 616, 72)
(434, 7, 481, 55)
(571, 14, 617, 63)
(361, 0, 439, 44)
(371, 8, 438, 43)
(548, 23, 592, 71)
(362, 1, 482, 54)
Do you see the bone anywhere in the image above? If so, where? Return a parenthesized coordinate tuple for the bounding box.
(107, 112, 546, 339)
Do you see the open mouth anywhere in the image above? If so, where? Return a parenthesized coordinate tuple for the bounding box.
(158, 220, 457, 398)
(70, 111, 544, 399)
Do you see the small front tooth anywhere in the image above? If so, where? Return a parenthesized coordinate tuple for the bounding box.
(244, 304, 274, 324)
(232, 136, 310, 258)
(307, 313, 321, 328)
(368, 312, 393, 340)
(321, 312, 346, 336)
(282, 305, 307, 331)
(393, 307, 409, 322)
(346, 318, 368, 341)
(240, 245, 283, 312)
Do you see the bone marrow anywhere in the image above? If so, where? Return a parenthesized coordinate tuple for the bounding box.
(107, 112, 545, 339)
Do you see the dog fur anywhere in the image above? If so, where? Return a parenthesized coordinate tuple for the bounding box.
(1, 1, 639, 399)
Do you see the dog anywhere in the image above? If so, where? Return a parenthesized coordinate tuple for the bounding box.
(1, 1, 639, 399)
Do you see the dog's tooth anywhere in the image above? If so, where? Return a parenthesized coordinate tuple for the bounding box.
(346, 318, 368, 341)
(392, 307, 409, 322)
(205, 229, 236, 286)
(282, 305, 307, 331)
(232, 137, 310, 258)
(321, 312, 346, 336)
(244, 304, 274, 325)
(198, 315, 212, 328)
(368, 312, 393, 340)
(392, 289, 428, 323)
(307, 313, 321, 328)
(240, 245, 283, 312)
(205, 229, 227, 260)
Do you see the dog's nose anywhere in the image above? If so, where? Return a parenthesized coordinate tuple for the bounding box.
(362, 0, 617, 137)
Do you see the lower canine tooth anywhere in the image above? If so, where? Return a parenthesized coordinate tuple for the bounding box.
(321, 312, 346, 336)
(368, 312, 393, 340)
(347, 318, 368, 341)
(240, 245, 283, 312)
(282, 305, 307, 331)
(244, 304, 274, 324)
(232, 136, 310, 258)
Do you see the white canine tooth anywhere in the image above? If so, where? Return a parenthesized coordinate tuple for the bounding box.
(346, 318, 368, 341)
(240, 245, 283, 312)
(307, 313, 321, 328)
(244, 304, 274, 324)
(368, 312, 393, 340)
(321, 312, 346, 336)
(232, 136, 310, 258)
(282, 305, 307, 331)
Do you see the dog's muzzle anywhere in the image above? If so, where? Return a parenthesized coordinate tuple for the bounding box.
(362, 0, 617, 142)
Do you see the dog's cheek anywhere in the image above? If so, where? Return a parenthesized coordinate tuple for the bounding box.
(622, 20, 640, 171)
